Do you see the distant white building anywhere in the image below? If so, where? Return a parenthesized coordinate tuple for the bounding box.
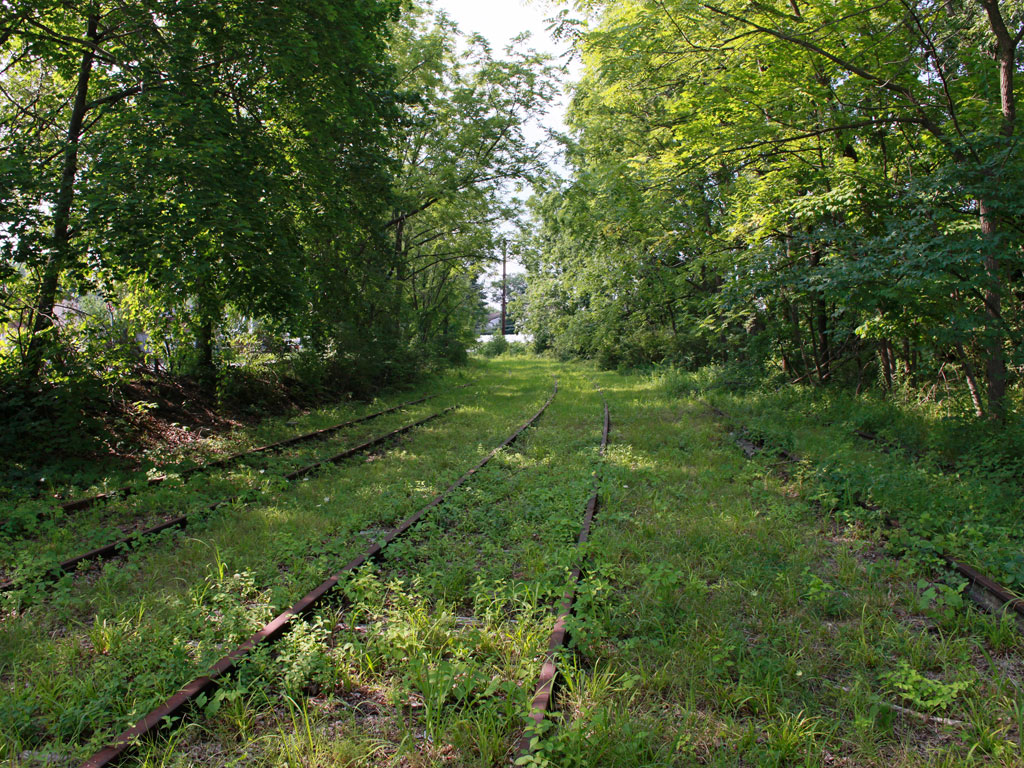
(477, 312, 531, 343)
(481, 312, 502, 333)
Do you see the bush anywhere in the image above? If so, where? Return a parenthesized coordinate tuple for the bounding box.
(653, 366, 703, 397)
(504, 341, 530, 356)
(476, 335, 509, 358)
(428, 335, 469, 366)
(473, 336, 534, 358)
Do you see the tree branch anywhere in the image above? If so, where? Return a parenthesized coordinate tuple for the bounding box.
(699, 2, 947, 141)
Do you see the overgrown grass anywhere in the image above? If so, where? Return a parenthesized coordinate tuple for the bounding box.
(534, 367, 1024, 766)
(2, 359, 1022, 766)
(687, 367, 1024, 592)
(0, 391, 467, 585)
(0, 359, 550, 760)
(0, 360, 466, 510)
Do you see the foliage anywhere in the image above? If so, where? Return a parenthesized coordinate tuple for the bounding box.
(0, 0, 556, 458)
(521, 0, 1024, 419)
(882, 661, 973, 713)
(476, 334, 510, 357)
(702, 367, 1024, 592)
(385, 4, 558, 360)
(1, 0, 400, 377)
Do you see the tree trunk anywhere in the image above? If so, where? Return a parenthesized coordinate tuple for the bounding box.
(22, 14, 99, 384)
(978, 199, 1007, 420)
(807, 313, 824, 385)
(878, 339, 893, 391)
(976, 0, 1015, 420)
(816, 300, 829, 381)
(807, 245, 829, 382)
(901, 337, 914, 381)
(393, 215, 406, 342)
(195, 296, 219, 393)
(956, 343, 985, 418)
(789, 302, 809, 377)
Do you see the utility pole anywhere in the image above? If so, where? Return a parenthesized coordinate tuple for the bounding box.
(500, 240, 507, 338)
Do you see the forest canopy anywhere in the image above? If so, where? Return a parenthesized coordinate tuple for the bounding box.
(0, 0, 555, 448)
(519, 0, 1024, 419)
(4, 0, 1023, 460)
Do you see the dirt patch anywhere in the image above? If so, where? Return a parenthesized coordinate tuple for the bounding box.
(115, 375, 250, 459)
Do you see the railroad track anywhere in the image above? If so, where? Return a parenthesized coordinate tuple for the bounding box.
(845, 424, 1024, 625)
(517, 394, 610, 761)
(1, 404, 460, 595)
(80, 382, 559, 768)
(714, 407, 1024, 633)
(56, 386, 468, 514)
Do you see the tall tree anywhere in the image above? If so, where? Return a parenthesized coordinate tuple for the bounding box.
(1, 0, 400, 388)
(384, 3, 558, 356)
(523, 0, 1024, 416)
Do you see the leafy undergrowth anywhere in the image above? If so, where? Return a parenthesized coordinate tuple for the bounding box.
(674, 367, 1024, 592)
(0, 387, 471, 591)
(3, 360, 1023, 766)
(0, 364, 459, 510)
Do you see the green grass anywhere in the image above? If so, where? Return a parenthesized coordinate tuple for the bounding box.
(2, 359, 1023, 766)
(0, 395, 464, 588)
(686, 371, 1024, 593)
(2, 369, 471, 515)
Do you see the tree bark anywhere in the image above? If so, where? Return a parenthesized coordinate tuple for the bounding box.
(22, 13, 99, 385)
(975, 0, 1015, 420)
(195, 295, 219, 393)
(878, 339, 893, 391)
(807, 244, 829, 383)
(807, 313, 824, 384)
(901, 337, 914, 382)
(978, 201, 1008, 420)
(815, 299, 829, 381)
(195, 319, 216, 394)
(789, 302, 808, 377)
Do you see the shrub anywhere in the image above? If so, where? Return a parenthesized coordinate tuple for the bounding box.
(476, 335, 509, 358)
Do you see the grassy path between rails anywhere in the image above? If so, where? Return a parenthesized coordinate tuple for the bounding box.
(545, 368, 1024, 767)
(0, 390, 464, 589)
(0, 360, 537, 759)
(3, 358, 1023, 766)
(694, 376, 1024, 598)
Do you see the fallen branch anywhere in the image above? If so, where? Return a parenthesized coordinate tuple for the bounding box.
(835, 684, 965, 728)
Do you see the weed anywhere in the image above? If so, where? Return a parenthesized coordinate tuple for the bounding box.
(881, 661, 972, 713)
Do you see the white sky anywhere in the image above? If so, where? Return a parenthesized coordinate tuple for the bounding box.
(431, 0, 580, 284)
(432, 0, 578, 135)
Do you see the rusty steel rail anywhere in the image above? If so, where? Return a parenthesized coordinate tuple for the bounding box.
(517, 397, 610, 761)
(58, 386, 468, 514)
(876, 509, 1024, 623)
(844, 430, 1022, 616)
(879, 513, 1024, 625)
(1, 406, 457, 594)
(79, 381, 557, 768)
(713, 408, 1024, 631)
(944, 556, 1024, 620)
